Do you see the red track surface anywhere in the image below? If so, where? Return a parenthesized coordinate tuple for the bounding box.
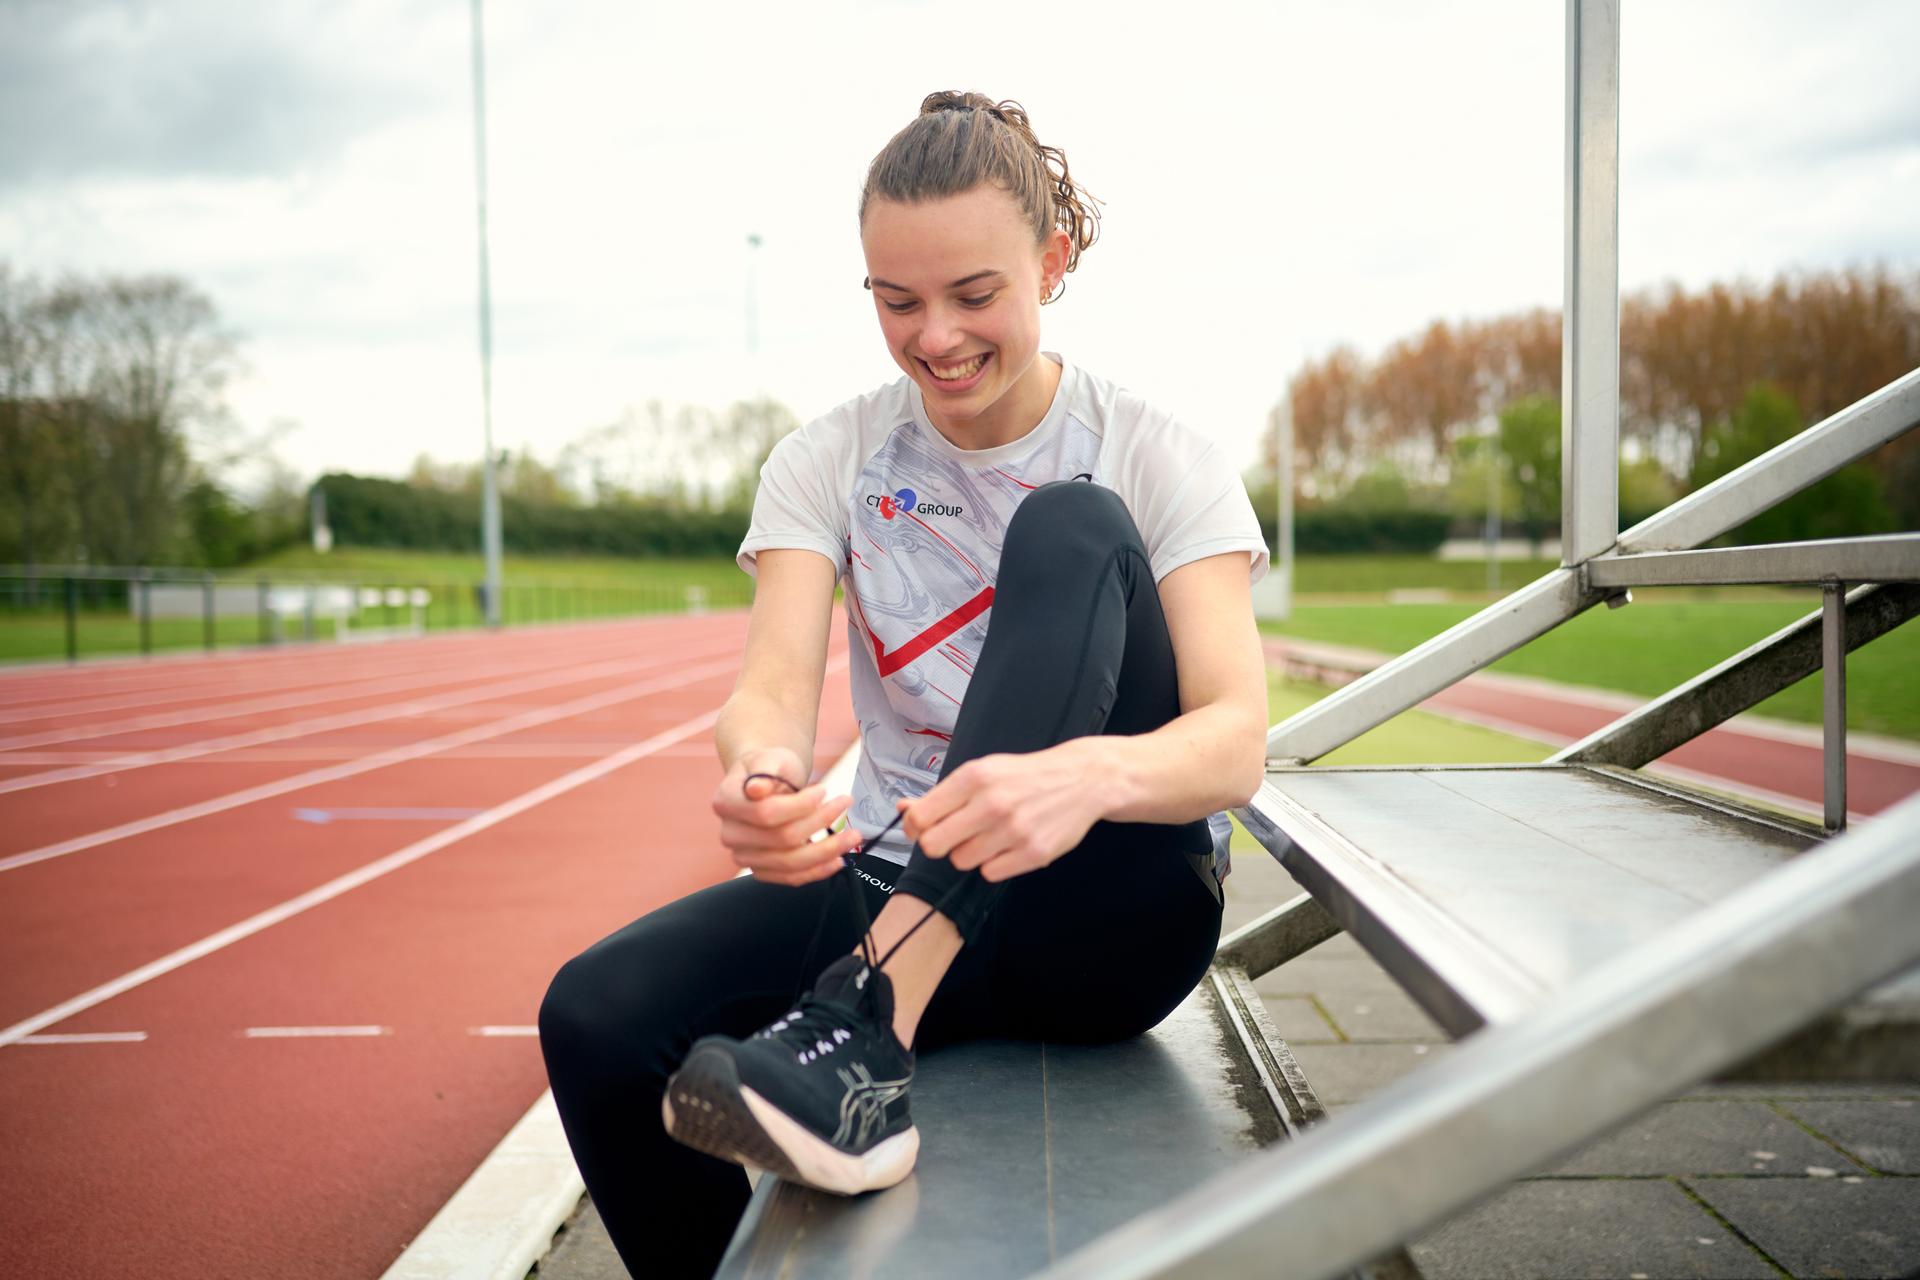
(1267, 638, 1920, 818)
(0, 615, 856, 1278)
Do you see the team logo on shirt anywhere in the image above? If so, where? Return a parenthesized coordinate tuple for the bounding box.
(867, 486, 964, 520)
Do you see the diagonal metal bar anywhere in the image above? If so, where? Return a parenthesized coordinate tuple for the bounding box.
(1267, 568, 1600, 763)
(1584, 534, 1920, 588)
(1618, 365, 1920, 555)
(1214, 894, 1343, 980)
(1041, 791, 1920, 1280)
(1553, 582, 1920, 768)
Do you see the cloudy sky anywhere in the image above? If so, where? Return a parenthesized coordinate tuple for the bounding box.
(4, 0, 1917, 490)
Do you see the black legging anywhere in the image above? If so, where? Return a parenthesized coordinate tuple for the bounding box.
(538, 482, 1225, 1277)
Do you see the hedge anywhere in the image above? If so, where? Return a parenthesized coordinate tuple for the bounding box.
(313, 474, 749, 558)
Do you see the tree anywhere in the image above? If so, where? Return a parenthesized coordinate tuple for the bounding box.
(1691, 384, 1896, 545)
(1497, 396, 1562, 553)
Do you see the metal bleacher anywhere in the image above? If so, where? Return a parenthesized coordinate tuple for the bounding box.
(715, 3, 1920, 1276)
(1046, 0, 1920, 1273)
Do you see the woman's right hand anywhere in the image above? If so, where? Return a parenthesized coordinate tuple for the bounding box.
(711, 748, 860, 886)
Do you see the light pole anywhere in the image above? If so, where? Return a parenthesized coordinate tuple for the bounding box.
(1252, 391, 1293, 622)
(469, 0, 503, 627)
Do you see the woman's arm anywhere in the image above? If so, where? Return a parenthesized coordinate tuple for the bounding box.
(711, 549, 862, 886)
(899, 550, 1268, 881)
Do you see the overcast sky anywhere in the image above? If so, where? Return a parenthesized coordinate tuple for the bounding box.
(4, 0, 1917, 490)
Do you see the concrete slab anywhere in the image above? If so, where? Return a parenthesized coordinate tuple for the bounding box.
(1408, 1180, 1777, 1279)
(1312, 987, 1447, 1042)
(1259, 995, 1342, 1043)
(536, 1197, 627, 1280)
(1685, 1177, 1920, 1280)
(1288, 1041, 1449, 1105)
(1547, 1101, 1864, 1178)
(1777, 1099, 1920, 1174)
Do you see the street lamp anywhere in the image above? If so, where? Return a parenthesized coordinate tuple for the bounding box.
(469, 0, 503, 627)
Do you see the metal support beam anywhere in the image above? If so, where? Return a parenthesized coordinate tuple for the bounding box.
(1553, 583, 1920, 769)
(1619, 366, 1920, 555)
(1267, 568, 1600, 763)
(1824, 584, 1847, 832)
(1214, 894, 1343, 980)
(1043, 792, 1920, 1280)
(1561, 0, 1621, 565)
(1584, 533, 1920, 589)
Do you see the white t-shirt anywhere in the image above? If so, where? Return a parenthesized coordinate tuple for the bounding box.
(739, 356, 1270, 873)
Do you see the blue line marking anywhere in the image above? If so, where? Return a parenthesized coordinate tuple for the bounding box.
(292, 807, 485, 825)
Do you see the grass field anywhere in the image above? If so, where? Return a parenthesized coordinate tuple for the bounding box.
(250, 546, 752, 592)
(1228, 669, 1557, 854)
(1288, 554, 1559, 597)
(1263, 589, 1920, 740)
(0, 549, 755, 662)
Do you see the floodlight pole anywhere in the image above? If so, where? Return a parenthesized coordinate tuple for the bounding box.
(1253, 392, 1293, 621)
(470, 0, 504, 628)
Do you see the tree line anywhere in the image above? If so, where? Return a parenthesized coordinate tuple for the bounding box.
(1266, 267, 1918, 544)
(0, 265, 305, 568)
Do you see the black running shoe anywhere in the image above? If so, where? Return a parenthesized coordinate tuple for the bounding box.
(663, 954, 919, 1195)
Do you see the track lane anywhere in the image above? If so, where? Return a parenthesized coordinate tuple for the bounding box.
(0, 642, 743, 846)
(0, 629, 856, 1278)
(0, 628, 661, 748)
(0, 657, 751, 1022)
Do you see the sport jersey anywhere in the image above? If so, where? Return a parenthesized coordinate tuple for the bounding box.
(738, 355, 1271, 874)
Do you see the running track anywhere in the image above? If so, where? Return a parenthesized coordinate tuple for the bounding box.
(0, 614, 855, 1278)
(1266, 637, 1920, 820)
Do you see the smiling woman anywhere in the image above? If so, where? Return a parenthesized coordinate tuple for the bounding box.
(537, 91, 1272, 1278)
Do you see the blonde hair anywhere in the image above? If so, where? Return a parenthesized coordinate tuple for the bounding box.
(861, 91, 1101, 302)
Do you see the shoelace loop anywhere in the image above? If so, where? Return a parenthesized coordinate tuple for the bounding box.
(743, 772, 965, 1000)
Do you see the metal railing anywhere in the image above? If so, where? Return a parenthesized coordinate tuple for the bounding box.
(0, 565, 753, 665)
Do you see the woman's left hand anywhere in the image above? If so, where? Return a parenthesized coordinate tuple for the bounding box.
(896, 741, 1108, 883)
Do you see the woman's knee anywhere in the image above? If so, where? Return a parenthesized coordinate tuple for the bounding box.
(1000, 482, 1146, 587)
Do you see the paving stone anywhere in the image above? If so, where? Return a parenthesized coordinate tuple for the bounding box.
(1687, 1082, 1920, 1102)
(1409, 1179, 1775, 1279)
(536, 1197, 627, 1280)
(1257, 994, 1342, 1043)
(1288, 1041, 1449, 1105)
(1777, 1099, 1920, 1174)
(1686, 1177, 1920, 1280)
(1547, 1101, 1863, 1178)
(1313, 987, 1446, 1041)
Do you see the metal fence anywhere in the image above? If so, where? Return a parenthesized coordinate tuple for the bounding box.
(0, 566, 754, 664)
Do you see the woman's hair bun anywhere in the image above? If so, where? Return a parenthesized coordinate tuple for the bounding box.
(864, 91, 1101, 301)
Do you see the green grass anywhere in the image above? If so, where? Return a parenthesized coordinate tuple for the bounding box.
(1289, 553, 1560, 597)
(1262, 589, 1920, 740)
(0, 547, 756, 664)
(250, 545, 751, 592)
(1230, 669, 1556, 855)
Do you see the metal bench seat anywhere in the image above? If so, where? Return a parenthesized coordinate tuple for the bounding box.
(1242, 764, 1919, 1076)
(716, 968, 1408, 1280)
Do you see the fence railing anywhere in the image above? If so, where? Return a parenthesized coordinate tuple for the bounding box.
(0, 566, 754, 664)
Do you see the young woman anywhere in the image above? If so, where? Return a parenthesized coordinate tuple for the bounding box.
(539, 91, 1270, 1277)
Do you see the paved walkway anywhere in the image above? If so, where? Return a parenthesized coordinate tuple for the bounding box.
(1224, 851, 1920, 1280)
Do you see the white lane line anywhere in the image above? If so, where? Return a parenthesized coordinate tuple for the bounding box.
(0, 654, 743, 875)
(0, 634, 645, 750)
(15, 1031, 148, 1044)
(243, 1025, 389, 1038)
(0, 702, 730, 1048)
(0, 645, 692, 796)
(0, 648, 469, 730)
(471, 1026, 540, 1037)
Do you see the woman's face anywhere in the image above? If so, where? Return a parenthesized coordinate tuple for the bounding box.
(860, 184, 1069, 446)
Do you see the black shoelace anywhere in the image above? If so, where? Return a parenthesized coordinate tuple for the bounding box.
(744, 772, 967, 1011)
